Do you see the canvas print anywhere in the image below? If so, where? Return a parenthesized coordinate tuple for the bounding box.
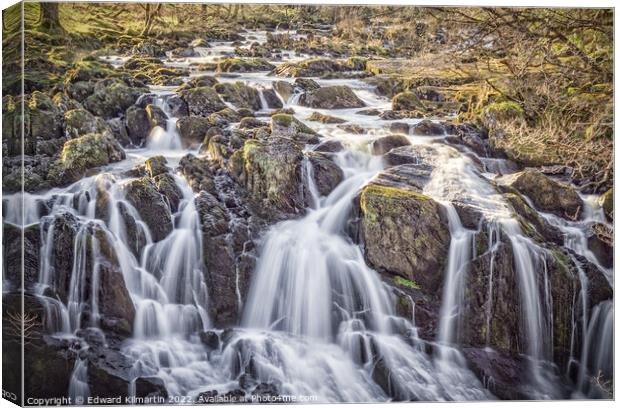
(1, 2, 614, 405)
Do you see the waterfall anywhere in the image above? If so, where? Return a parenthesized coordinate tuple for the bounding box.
(146, 95, 182, 151)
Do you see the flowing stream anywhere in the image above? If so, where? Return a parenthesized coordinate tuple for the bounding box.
(3, 28, 613, 402)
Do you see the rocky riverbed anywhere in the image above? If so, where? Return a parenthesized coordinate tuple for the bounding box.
(2, 20, 614, 403)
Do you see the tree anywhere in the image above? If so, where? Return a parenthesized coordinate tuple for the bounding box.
(37, 2, 64, 33)
(139, 3, 163, 36)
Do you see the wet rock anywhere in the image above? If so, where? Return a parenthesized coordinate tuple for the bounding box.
(599, 188, 613, 221)
(587, 223, 613, 269)
(176, 75, 219, 91)
(462, 348, 530, 400)
(314, 139, 344, 153)
(145, 155, 168, 178)
(379, 110, 424, 120)
(217, 57, 274, 73)
(176, 116, 212, 148)
(134, 377, 168, 399)
(153, 173, 183, 213)
(2, 222, 40, 289)
(64, 108, 109, 138)
(389, 122, 410, 135)
(357, 108, 381, 116)
(180, 86, 226, 117)
(503, 192, 564, 244)
(84, 79, 147, 119)
(577, 254, 613, 305)
(411, 119, 446, 136)
(165, 95, 189, 117)
(355, 180, 450, 294)
(207, 108, 241, 127)
(199, 331, 220, 350)
(504, 169, 583, 220)
(145, 104, 168, 129)
(273, 80, 294, 102)
(97, 255, 136, 336)
(270, 113, 319, 144)
(235, 137, 305, 215)
(238, 117, 265, 129)
(178, 154, 217, 194)
(124, 105, 151, 146)
(273, 58, 350, 78)
(308, 112, 346, 124)
(121, 177, 173, 242)
(53, 92, 83, 112)
(299, 85, 365, 109)
(337, 123, 365, 134)
(214, 82, 262, 111)
(307, 152, 344, 196)
(106, 117, 132, 147)
(392, 91, 425, 112)
(47, 133, 126, 186)
(371, 134, 411, 155)
(261, 89, 283, 109)
(293, 78, 321, 92)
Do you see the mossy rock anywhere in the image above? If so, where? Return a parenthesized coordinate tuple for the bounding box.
(64, 108, 108, 138)
(180, 86, 226, 117)
(358, 183, 450, 294)
(392, 91, 425, 111)
(483, 100, 525, 123)
(214, 82, 262, 111)
(83, 79, 147, 119)
(64, 60, 115, 84)
(299, 85, 365, 109)
(121, 177, 173, 242)
(271, 114, 319, 144)
(216, 58, 274, 73)
(307, 112, 346, 124)
(599, 188, 613, 221)
(207, 108, 241, 127)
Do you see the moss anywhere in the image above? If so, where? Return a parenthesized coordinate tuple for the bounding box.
(393, 275, 420, 290)
(483, 100, 524, 122)
(216, 57, 274, 73)
(360, 184, 430, 222)
(271, 113, 293, 127)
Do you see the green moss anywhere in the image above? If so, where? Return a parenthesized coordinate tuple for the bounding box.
(360, 184, 430, 223)
(393, 275, 420, 289)
(484, 100, 524, 122)
(271, 113, 293, 127)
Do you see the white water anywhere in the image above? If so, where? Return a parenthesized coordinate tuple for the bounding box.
(3, 27, 612, 402)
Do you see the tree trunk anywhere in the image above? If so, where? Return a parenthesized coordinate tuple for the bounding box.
(38, 2, 64, 33)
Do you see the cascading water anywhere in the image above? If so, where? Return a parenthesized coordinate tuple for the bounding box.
(146, 94, 183, 151)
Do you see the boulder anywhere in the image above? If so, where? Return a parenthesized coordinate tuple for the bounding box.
(238, 117, 265, 129)
(315, 140, 344, 153)
(176, 116, 212, 148)
(84, 79, 147, 119)
(217, 58, 274, 73)
(504, 169, 583, 220)
(176, 75, 219, 91)
(145, 104, 168, 129)
(48, 133, 126, 186)
(371, 134, 411, 155)
(355, 181, 450, 293)
(307, 112, 346, 124)
(273, 81, 294, 102)
(207, 108, 241, 127)
(124, 105, 151, 146)
(2, 222, 40, 290)
(411, 120, 446, 136)
(270, 114, 319, 144)
(260, 89, 283, 109)
(587, 223, 613, 269)
(121, 177, 173, 242)
(165, 95, 189, 117)
(307, 152, 344, 196)
(293, 78, 321, 92)
(180, 86, 226, 117)
(299, 85, 365, 109)
(392, 91, 425, 112)
(235, 137, 305, 215)
(214, 82, 262, 111)
(178, 154, 217, 194)
(273, 58, 347, 77)
(144, 155, 168, 178)
(64, 108, 108, 138)
(389, 122, 410, 135)
(153, 173, 183, 213)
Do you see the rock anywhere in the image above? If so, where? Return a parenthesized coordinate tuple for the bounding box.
(176, 75, 219, 91)
(217, 58, 274, 72)
(314, 140, 344, 153)
(599, 188, 613, 221)
(239, 117, 265, 129)
(392, 91, 425, 111)
(2, 222, 40, 290)
(270, 114, 319, 144)
(144, 155, 168, 178)
(357, 108, 381, 116)
(273, 58, 349, 77)
(411, 119, 446, 136)
(165, 95, 189, 117)
(64, 108, 108, 138)
(587, 223, 613, 269)
(178, 154, 217, 194)
(337, 124, 365, 134)
(371, 134, 411, 155)
(389, 122, 410, 135)
(355, 181, 450, 293)
(235, 137, 305, 215)
(207, 108, 241, 127)
(134, 377, 168, 399)
(48, 133, 126, 186)
(308, 112, 346, 124)
(504, 169, 583, 220)
(84, 79, 147, 119)
(273, 81, 294, 102)
(299, 85, 365, 109)
(176, 116, 212, 148)
(503, 192, 563, 244)
(214, 82, 262, 111)
(121, 177, 173, 242)
(124, 105, 151, 146)
(153, 173, 183, 213)
(199, 331, 220, 350)
(106, 117, 131, 146)
(307, 152, 344, 196)
(293, 78, 321, 92)
(261, 89, 283, 109)
(180, 86, 226, 117)
(145, 104, 168, 129)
